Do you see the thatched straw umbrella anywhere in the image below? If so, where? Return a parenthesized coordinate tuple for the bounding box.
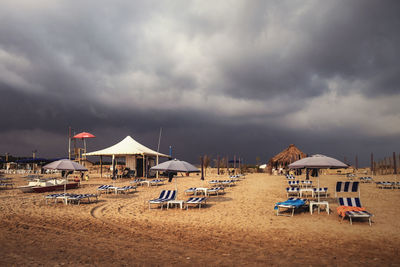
(267, 144, 306, 174)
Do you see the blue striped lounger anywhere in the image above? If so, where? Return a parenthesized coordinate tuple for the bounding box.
(185, 197, 206, 209)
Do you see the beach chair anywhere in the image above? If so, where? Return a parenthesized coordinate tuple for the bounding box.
(359, 177, 373, 183)
(286, 187, 300, 197)
(335, 181, 360, 198)
(97, 185, 113, 194)
(221, 180, 235, 187)
(301, 180, 313, 188)
(185, 187, 197, 195)
(130, 178, 145, 186)
(115, 185, 137, 194)
(0, 182, 14, 189)
(148, 190, 177, 209)
(286, 174, 295, 180)
(45, 193, 64, 204)
(150, 179, 164, 186)
(376, 181, 394, 189)
(313, 188, 328, 198)
(288, 181, 300, 188)
(208, 180, 221, 186)
(185, 197, 207, 209)
(274, 198, 308, 217)
(337, 197, 373, 226)
(207, 187, 225, 196)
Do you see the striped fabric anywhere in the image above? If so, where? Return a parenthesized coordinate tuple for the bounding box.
(186, 197, 206, 204)
(185, 187, 197, 194)
(288, 181, 300, 187)
(149, 190, 176, 203)
(338, 197, 362, 207)
(336, 182, 359, 193)
(346, 210, 372, 217)
(286, 187, 299, 192)
(313, 187, 328, 193)
(186, 197, 206, 209)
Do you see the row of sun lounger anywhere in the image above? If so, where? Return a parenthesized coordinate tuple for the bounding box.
(288, 180, 313, 187)
(45, 193, 98, 205)
(97, 184, 137, 194)
(148, 190, 207, 210)
(375, 181, 400, 189)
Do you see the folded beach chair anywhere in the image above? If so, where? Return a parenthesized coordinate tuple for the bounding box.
(185, 197, 207, 209)
(313, 187, 328, 198)
(337, 197, 373, 226)
(286, 187, 300, 197)
(185, 187, 197, 195)
(148, 190, 177, 209)
(207, 187, 225, 196)
(274, 198, 308, 217)
(288, 181, 300, 187)
(335, 181, 360, 197)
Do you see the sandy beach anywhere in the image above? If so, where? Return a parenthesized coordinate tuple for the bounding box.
(1, 172, 400, 266)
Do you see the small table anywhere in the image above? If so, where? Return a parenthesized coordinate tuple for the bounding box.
(195, 188, 208, 196)
(167, 200, 184, 209)
(309, 201, 329, 215)
(300, 188, 314, 198)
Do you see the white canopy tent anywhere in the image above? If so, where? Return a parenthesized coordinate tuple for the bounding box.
(84, 136, 170, 177)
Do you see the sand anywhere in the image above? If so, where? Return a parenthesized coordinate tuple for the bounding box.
(1, 171, 400, 266)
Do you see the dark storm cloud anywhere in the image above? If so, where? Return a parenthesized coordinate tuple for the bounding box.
(0, 0, 399, 165)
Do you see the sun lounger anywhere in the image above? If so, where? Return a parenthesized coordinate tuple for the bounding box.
(67, 194, 98, 205)
(288, 181, 300, 187)
(221, 180, 235, 187)
(359, 177, 373, 183)
(185, 187, 197, 195)
(97, 185, 113, 194)
(274, 198, 308, 217)
(376, 181, 394, 189)
(286, 174, 295, 180)
(206, 187, 225, 196)
(130, 178, 146, 186)
(313, 187, 328, 198)
(150, 179, 165, 186)
(185, 197, 207, 209)
(0, 183, 14, 189)
(149, 190, 177, 209)
(337, 197, 373, 226)
(335, 181, 360, 197)
(286, 187, 300, 197)
(301, 180, 313, 188)
(114, 185, 137, 194)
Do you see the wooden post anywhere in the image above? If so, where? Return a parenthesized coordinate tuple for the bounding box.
(234, 155, 236, 175)
(393, 152, 397, 175)
(100, 155, 103, 178)
(370, 153, 374, 175)
(201, 156, 204, 180)
(226, 156, 229, 175)
(217, 155, 220, 175)
(355, 155, 358, 170)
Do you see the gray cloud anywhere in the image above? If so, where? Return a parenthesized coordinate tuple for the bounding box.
(0, 0, 399, 166)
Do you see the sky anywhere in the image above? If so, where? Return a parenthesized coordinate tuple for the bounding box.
(0, 0, 399, 166)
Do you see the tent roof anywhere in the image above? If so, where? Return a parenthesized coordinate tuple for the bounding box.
(84, 136, 169, 157)
(268, 144, 306, 165)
